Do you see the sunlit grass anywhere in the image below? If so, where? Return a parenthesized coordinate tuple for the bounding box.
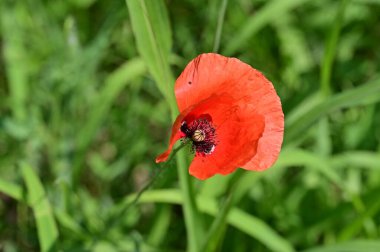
(0, 0, 380, 251)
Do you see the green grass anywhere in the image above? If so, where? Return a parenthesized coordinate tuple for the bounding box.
(1, 0, 380, 251)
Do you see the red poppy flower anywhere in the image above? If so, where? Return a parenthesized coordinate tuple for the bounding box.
(156, 53, 284, 180)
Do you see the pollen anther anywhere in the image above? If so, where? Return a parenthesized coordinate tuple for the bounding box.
(192, 129, 205, 142)
(180, 118, 216, 155)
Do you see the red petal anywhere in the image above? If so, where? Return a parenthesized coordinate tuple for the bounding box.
(155, 111, 187, 163)
(155, 94, 232, 163)
(175, 53, 254, 112)
(177, 93, 265, 179)
(175, 53, 284, 173)
(241, 94, 284, 171)
(188, 104, 265, 180)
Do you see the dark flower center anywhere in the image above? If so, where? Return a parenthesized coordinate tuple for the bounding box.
(192, 129, 205, 142)
(180, 118, 216, 155)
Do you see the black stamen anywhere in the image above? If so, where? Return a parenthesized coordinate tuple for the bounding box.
(180, 117, 216, 156)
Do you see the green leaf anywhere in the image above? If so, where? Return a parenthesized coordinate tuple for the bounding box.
(353, 0, 380, 4)
(21, 163, 59, 252)
(201, 170, 244, 252)
(73, 58, 146, 182)
(126, 0, 176, 109)
(121, 189, 295, 252)
(224, 207, 295, 252)
(147, 206, 172, 246)
(0, 178, 23, 201)
(330, 151, 380, 171)
(285, 76, 380, 144)
(320, 0, 348, 96)
(200, 175, 232, 198)
(274, 148, 344, 187)
(76, 58, 146, 152)
(224, 0, 312, 55)
(338, 199, 380, 241)
(201, 196, 232, 252)
(54, 210, 88, 239)
(1, 2, 29, 121)
(302, 240, 380, 252)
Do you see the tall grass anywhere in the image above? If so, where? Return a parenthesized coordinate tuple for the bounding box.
(1, 0, 380, 251)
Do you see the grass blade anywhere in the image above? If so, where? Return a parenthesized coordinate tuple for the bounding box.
(77, 58, 146, 151)
(274, 148, 344, 186)
(225, 207, 295, 252)
(320, 0, 349, 96)
(0, 178, 23, 201)
(126, 1, 204, 251)
(201, 170, 244, 252)
(285, 76, 380, 144)
(21, 163, 59, 252)
(224, 0, 311, 55)
(147, 206, 172, 246)
(330, 151, 380, 170)
(316, 0, 348, 157)
(73, 58, 146, 182)
(120, 189, 295, 252)
(338, 195, 380, 241)
(302, 240, 380, 252)
(126, 0, 176, 109)
(213, 0, 229, 53)
(1, 2, 29, 121)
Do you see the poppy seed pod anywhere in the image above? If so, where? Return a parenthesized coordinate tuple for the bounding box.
(156, 53, 284, 180)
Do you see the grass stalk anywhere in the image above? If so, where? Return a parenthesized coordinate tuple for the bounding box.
(213, 0, 228, 53)
(126, 0, 203, 249)
(320, 0, 348, 97)
(169, 107, 204, 252)
(201, 170, 244, 252)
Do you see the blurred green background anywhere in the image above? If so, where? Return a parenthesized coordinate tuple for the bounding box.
(1, 0, 380, 251)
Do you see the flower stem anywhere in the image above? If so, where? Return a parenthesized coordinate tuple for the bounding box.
(175, 150, 203, 252)
(170, 110, 203, 252)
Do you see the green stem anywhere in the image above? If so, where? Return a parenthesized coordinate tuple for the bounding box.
(170, 109, 203, 252)
(317, 0, 348, 156)
(201, 169, 244, 252)
(213, 0, 229, 53)
(320, 0, 348, 97)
